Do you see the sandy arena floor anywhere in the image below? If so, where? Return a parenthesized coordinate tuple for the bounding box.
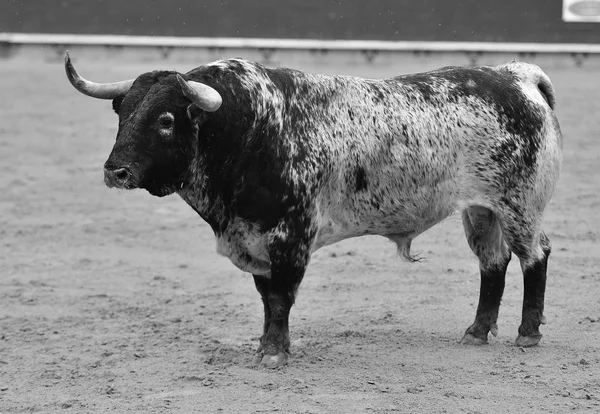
(1, 52, 599, 413)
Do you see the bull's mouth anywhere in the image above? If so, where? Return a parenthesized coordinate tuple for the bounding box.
(104, 165, 185, 197)
(104, 176, 175, 197)
(104, 177, 138, 190)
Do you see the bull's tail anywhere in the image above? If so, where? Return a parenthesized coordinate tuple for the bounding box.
(504, 61, 556, 110)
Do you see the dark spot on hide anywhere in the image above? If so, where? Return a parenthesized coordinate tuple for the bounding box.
(355, 167, 368, 192)
(348, 109, 354, 121)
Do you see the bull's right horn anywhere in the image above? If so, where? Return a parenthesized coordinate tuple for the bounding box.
(176, 75, 222, 112)
(65, 51, 134, 99)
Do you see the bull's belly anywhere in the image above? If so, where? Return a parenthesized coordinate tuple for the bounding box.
(210, 184, 465, 275)
(313, 192, 462, 252)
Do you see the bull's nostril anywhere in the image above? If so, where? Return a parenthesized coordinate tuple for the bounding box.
(114, 168, 130, 181)
(104, 166, 132, 189)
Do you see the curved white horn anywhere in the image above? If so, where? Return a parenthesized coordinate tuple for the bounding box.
(64, 51, 134, 99)
(177, 75, 222, 112)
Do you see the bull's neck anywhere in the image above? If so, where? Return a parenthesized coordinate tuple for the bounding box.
(178, 180, 228, 235)
(177, 146, 229, 235)
(175, 66, 287, 235)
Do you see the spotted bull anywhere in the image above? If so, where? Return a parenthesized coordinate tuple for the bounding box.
(65, 52, 562, 368)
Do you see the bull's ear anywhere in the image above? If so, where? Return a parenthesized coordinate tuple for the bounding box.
(112, 96, 124, 114)
(186, 103, 204, 124)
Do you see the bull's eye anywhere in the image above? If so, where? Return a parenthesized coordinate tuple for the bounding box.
(158, 112, 175, 130)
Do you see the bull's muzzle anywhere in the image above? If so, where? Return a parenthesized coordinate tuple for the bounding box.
(104, 167, 132, 189)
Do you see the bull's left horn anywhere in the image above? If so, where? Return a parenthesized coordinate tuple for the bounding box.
(176, 75, 222, 112)
(64, 51, 134, 99)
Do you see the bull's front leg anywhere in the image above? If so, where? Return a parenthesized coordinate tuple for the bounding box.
(252, 268, 304, 368)
(253, 274, 272, 360)
(251, 223, 312, 369)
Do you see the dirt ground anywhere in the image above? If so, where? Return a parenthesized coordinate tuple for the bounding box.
(1, 50, 599, 413)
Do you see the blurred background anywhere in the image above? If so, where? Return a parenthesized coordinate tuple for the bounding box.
(2, 0, 600, 42)
(1, 0, 600, 68)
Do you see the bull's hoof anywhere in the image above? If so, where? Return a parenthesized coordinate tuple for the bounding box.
(459, 333, 488, 345)
(257, 352, 288, 369)
(459, 322, 497, 345)
(515, 333, 542, 347)
(252, 352, 264, 366)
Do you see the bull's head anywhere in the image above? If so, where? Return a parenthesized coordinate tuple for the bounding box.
(64, 52, 222, 197)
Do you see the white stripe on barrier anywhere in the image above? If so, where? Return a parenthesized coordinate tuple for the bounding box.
(1, 32, 599, 54)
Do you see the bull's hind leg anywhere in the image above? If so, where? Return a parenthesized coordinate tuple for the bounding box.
(460, 206, 512, 345)
(501, 222, 551, 347)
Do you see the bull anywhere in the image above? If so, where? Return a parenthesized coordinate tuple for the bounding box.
(65, 52, 562, 368)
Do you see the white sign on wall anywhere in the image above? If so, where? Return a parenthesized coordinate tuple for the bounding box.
(563, 0, 600, 22)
